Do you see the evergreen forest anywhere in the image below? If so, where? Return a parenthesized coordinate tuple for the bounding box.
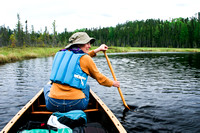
(0, 14, 200, 48)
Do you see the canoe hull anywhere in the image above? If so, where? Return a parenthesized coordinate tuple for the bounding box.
(1, 87, 126, 133)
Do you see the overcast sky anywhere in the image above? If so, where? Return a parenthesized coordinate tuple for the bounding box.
(0, 0, 199, 33)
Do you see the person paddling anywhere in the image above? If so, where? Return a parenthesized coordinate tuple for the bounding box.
(44, 32, 120, 112)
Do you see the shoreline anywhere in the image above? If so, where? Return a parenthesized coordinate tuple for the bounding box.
(0, 46, 200, 64)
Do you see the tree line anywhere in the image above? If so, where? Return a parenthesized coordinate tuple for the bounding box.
(0, 14, 200, 48)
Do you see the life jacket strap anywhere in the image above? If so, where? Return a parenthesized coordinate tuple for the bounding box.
(74, 74, 86, 86)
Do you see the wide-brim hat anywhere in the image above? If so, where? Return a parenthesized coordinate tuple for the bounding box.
(65, 32, 95, 49)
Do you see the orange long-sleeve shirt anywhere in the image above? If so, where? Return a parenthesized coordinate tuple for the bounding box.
(49, 50, 113, 100)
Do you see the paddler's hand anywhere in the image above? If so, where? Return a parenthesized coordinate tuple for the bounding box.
(94, 44, 108, 53)
(113, 81, 120, 88)
(99, 44, 108, 51)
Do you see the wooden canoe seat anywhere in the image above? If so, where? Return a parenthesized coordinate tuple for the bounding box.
(31, 104, 99, 114)
(38, 102, 92, 108)
(31, 93, 99, 115)
(31, 109, 99, 114)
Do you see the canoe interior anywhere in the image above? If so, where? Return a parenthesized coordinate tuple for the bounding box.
(2, 88, 126, 133)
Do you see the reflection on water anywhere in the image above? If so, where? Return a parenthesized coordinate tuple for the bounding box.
(0, 52, 200, 132)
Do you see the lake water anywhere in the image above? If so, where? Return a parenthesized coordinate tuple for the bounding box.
(0, 52, 200, 133)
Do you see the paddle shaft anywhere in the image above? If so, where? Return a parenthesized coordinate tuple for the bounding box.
(103, 51, 130, 110)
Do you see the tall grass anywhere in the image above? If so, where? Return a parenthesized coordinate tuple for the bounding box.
(0, 47, 60, 64)
(0, 46, 199, 64)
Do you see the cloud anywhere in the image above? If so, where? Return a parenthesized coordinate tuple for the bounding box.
(101, 13, 112, 18)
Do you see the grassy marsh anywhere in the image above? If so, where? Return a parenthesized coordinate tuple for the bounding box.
(0, 47, 199, 64)
(0, 47, 60, 64)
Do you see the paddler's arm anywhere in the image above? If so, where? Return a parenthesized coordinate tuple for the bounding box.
(80, 52, 120, 88)
(80, 55, 113, 87)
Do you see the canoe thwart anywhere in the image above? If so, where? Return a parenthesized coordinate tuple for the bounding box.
(31, 109, 99, 114)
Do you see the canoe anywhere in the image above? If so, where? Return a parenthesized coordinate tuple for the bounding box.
(1, 84, 126, 133)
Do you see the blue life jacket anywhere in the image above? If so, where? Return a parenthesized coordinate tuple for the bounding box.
(50, 51, 88, 89)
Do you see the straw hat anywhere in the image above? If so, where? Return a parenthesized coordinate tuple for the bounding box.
(65, 32, 95, 49)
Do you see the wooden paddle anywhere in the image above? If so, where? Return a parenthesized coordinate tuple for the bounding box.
(103, 51, 130, 110)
